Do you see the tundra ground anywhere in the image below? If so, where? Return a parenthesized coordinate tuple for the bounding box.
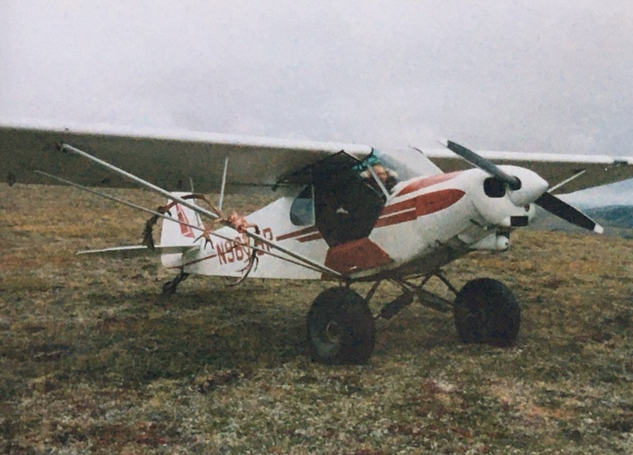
(1, 183, 633, 454)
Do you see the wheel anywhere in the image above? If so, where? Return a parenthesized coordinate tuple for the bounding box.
(162, 281, 176, 296)
(162, 273, 189, 296)
(307, 287, 376, 364)
(454, 278, 520, 346)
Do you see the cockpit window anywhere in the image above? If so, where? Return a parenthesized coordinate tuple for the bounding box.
(369, 148, 443, 182)
(355, 154, 400, 196)
(290, 185, 315, 226)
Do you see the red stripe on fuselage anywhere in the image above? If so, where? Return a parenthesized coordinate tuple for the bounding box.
(374, 208, 417, 228)
(395, 172, 462, 197)
(276, 225, 319, 242)
(296, 232, 323, 243)
(375, 189, 465, 228)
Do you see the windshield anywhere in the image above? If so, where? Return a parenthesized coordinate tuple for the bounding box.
(368, 147, 443, 182)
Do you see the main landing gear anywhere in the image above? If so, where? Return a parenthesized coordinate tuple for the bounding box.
(306, 273, 521, 364)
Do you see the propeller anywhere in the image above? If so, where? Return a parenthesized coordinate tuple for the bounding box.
(534, 192, 604, 234)
(439, 139, 604, 234)
(439, 139, 522, 191)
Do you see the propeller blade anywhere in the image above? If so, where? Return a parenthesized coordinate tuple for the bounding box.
(535, 192, 604, 234)
(439, 139, 522, 190)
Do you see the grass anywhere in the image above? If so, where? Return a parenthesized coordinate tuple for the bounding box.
(1, 183, 633, 454)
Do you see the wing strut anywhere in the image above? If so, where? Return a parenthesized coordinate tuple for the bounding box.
(218, 157, 229, 211)
(548, 169, 587, 193)
(56, 143, 344, 279)
(35, 169, 337, 277)
(59, 144, 221, 220)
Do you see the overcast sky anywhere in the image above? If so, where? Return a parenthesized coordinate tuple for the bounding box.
(1, 0, 632, 204)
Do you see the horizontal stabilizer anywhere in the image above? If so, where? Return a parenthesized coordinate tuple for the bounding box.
(77, 245, 197, 258)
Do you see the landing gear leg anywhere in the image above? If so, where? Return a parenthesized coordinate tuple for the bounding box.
(376, 274, 454, 320)
(162, 270, 189, 296)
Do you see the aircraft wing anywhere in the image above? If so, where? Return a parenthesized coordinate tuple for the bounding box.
(0, 121, 371, 193)
(2, 120, 632, 195)
(421, 148, 633, 194)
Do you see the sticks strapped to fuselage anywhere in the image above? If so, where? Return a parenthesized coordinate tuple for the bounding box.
(55, 143, 344, 279)
(34, 170, 334, 277)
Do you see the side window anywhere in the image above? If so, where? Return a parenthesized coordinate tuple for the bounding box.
(290, 185, 315, 226)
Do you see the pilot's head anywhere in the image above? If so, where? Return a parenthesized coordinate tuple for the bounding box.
(372, 164, 388, 184)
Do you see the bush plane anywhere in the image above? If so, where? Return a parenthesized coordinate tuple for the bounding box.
(2, 121, 633, 364)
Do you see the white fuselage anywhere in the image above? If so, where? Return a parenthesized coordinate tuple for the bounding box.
(160, 166, 540, 281)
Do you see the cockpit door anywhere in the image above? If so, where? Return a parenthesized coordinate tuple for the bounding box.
(313, 167, 383, 247)
(281, 151, 384, 247)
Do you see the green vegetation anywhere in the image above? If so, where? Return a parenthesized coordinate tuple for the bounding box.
(1, 183, 633, 454)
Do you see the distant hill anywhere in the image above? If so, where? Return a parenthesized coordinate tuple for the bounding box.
(530, 204, 633, 238)
(585, 205, 633, 229)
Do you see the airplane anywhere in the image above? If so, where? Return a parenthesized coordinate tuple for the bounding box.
(2, 120, 633, 364)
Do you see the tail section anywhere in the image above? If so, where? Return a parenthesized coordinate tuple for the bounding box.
(77, 192, 202, 264)
(160, 193, 203, 270)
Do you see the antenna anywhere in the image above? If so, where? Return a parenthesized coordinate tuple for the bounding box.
(218, 157, 229, 211)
